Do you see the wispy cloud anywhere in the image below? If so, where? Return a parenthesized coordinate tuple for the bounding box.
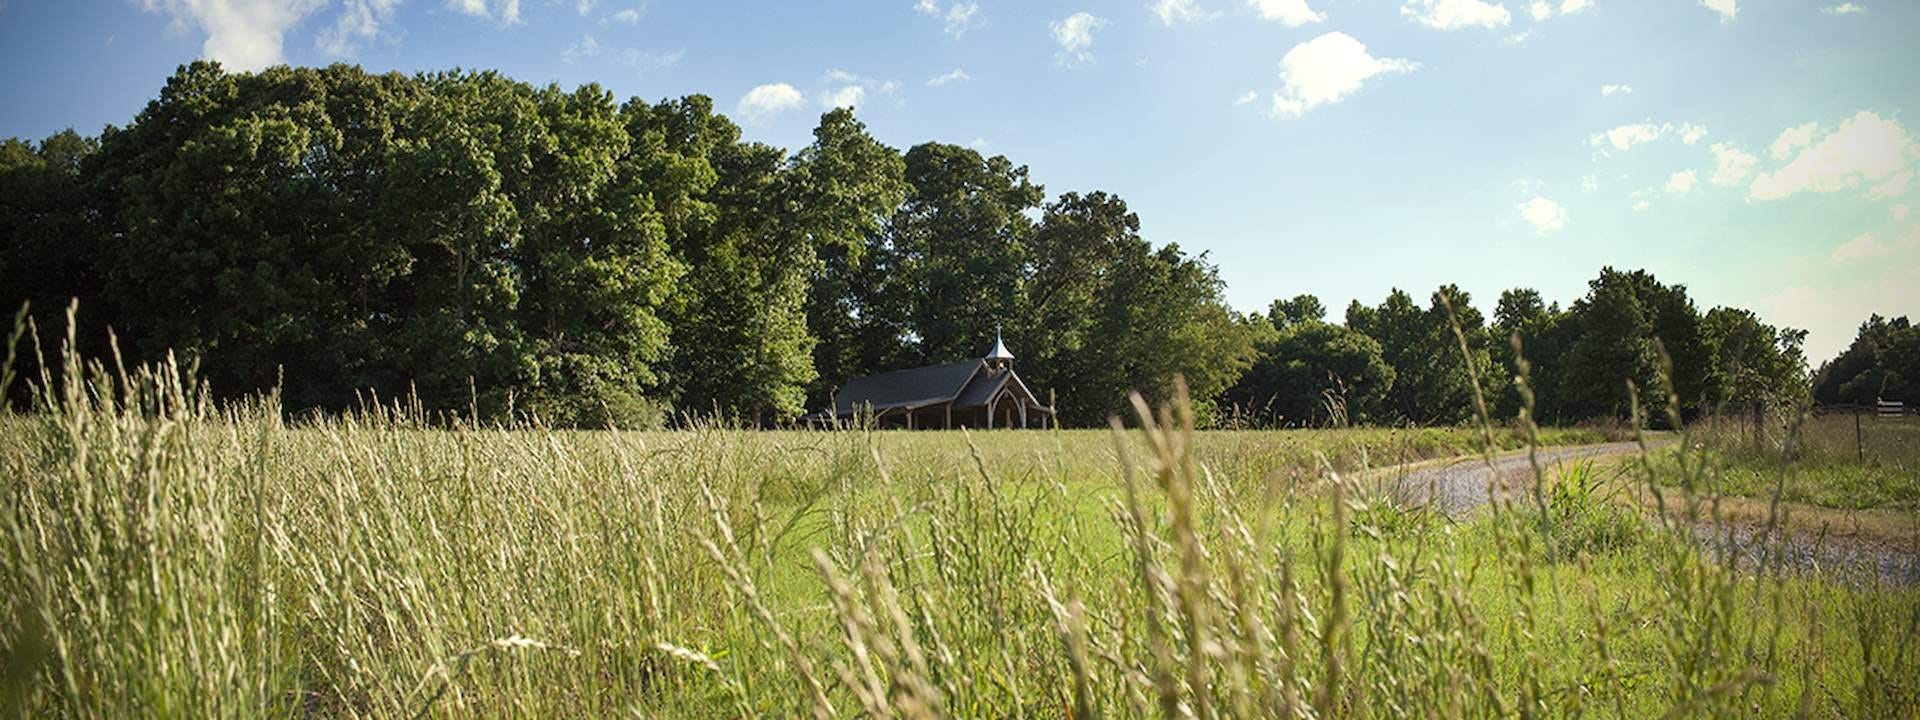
(561, 34, 601, 63)
(1151, 0, 1208, 25)
(1246, 0, 1323, 26)
(916, 1, 982, 37)
(318, 0, 402, 57)
(447, 0, 522, 26)
(1401, 0, 1511, 30)
(1050, 12, 1107, 65)
(926, 68, 970, 87)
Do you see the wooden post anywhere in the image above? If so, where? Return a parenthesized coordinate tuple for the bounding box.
(1018, 400, 1028, 429)
(908, 408, 915, 431)
(945, 404, 952, 430)
(1856, 409, 1864, 463)
(986, 396, 995, 429)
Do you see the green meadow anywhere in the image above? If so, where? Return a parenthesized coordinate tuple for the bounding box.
(3, 353, 1915, 718)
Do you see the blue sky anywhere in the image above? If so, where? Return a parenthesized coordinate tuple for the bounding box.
(1, 0, 1916, 363)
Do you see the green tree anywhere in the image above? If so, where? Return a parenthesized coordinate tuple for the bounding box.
(1227, 314, 1393, 426)
(1268, 294, 1327, 327)
(1491, 288, 1573, 422)
(797, 110, 909, 411)
(92, 63, 435, 409)
(1814, 315, 1919, 405)
(1019, 192, 1254, 424)
(1702, 307, 1809, 412)
(1347, 286, 1491, 424)
(0, 129, 105, 389)
(876, 143, 1044, 367)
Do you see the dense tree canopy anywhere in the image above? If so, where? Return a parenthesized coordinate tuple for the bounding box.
(0, 62, 1254, 427)
(1814, 315, 1918, 406)
(1226, 301, 1393, 427)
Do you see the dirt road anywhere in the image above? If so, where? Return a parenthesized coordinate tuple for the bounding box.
(1386, 442, 1920, 585)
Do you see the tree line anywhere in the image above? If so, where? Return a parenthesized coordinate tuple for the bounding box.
(0, 62, 1874, 428)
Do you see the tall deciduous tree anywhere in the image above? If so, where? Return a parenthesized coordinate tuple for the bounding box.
(1227, 312, 1393, 427)
(1814, 315, 1918, 406)
(797, 110, 908, 410)
(1019, 192, 1255, 424)
(877, 143, 1044, 367)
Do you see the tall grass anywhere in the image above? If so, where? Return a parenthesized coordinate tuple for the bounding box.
(1683, 410, 1920, 511)
(2, 318, 1917, 717)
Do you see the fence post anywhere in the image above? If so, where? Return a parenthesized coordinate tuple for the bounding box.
(1855, 409, 1863, 463)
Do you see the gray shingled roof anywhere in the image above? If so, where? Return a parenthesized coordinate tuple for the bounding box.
(953, 370, 1010, 408)
(832, 360, 985, 416)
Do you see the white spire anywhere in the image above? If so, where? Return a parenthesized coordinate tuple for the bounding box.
(986, 326, 1014, 361)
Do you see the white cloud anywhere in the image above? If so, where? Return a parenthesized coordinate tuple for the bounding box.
(969, 138, 989, 150)
(824, 85, 865, 110)
(1700, 0, 1735, 21)
(1234, 90, 1258, 106)
(1710, 143, 1758, 186)
(913, 1, 980, 36)
(927, 68, 970, 86)
(1559, 0, 1591, 14)
(318, 0, 401, 57)
(609, 7, 642, 24)
(1152, 0, 1206, 24)
(140, 0, 329, 71)
(1870, 171, 1913, 200)
(1822, 3, 1865, 14)
(618, 47, 682, 74)
(1581, 174, 1598, 192)
(574, 0, 595, 15)
(448, 0, 520, 25)
(1270, 32, 1417, 117)
(1518, 196, 1568, 234)
(1590, 123, 1663, 151)
(737, 83, 803, 121)
(562, 34, 600, 63)
(1829, 230, 1919, 263)
(1665, 169, 1698, 194)
(1402, 0, 1511, 30)
(1247, 0, 1323, 26)
(1600, 83, 1632, 96)
(1750, 111, 1919, 201)
(1588, 121, 1708, 152)
(1050, 12, 1107, 65)
(1770, 122, 1818, 160)
(945, 2, 981, 36)
(1528, 1, 1551, 20)
(825, 68, 861, 84)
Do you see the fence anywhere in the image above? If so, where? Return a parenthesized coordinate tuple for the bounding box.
(1808, 401, 1914, 463)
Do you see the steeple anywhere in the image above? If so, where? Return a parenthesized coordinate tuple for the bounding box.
(985, 326, 1014, 369)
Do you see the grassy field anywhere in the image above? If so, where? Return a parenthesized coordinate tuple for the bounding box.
(3, 356, 1918, 718)
(1665, 413, 1920, 512)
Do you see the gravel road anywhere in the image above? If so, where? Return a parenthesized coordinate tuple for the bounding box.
(1386, 442, 1920, 584)
(1388, 442, 1648, 519)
